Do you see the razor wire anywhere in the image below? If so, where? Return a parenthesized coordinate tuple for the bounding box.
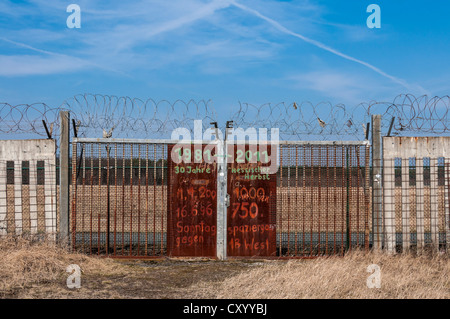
(1, 93, 449, 140)
(61, 94, 217, 139)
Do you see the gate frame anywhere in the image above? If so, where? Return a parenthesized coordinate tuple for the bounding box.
(69, 137, 371, 259)
(70, 137, 225, 258)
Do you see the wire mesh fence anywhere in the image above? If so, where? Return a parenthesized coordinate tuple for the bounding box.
(71, 139, 372, 258)
(71, 141, 168, 257)
(382, 137, 450, 253)
(2, 93, 450, 258)
(382, 157, 449, 252)
(276, 142, 371, 257)
(0, 140, 58, 239)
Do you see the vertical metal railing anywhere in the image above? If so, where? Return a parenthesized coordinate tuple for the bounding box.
(71, 138, 371, 259)
(71, 138, 170, 257)
(276, 141, 371, 257)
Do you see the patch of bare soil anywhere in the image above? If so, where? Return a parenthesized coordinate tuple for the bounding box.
(1, 237, 448, 299)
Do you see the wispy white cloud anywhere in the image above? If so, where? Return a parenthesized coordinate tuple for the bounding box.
(189, 40, 275, 59)
(229, 0, 427, 94)
(288, 70, 378, 105)
(70, 0, 234, 53)
(0, 37, 130, 76)
(0, 55, 88, 76)
(287, 69, 418, 107)
(0, 0, 36, 17)
(0, 0, 429, 101)
(0, 0, 242, 76)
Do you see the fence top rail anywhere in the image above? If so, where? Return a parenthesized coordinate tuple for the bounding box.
(72, 138, 219, 144)
(73, 137, 370, 146)
(278, 140, 370, 146)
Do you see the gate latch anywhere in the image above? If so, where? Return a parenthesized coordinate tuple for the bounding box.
(225, 194, 230, 207)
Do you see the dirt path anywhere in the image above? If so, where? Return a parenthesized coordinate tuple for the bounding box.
(6, 259, 270, 299)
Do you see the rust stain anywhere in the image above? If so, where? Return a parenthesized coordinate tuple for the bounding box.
(226, 144, 277, 257)
(167, 144, 217, 257)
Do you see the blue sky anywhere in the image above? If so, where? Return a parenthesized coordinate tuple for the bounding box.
(1, 0, 449, 123)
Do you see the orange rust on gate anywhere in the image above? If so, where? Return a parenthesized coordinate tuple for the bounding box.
(273, 143, 371, 258)
(167, 144, 218, 257)
(226, 144, 277, 258)
(70, 139, 371, 259)
(71, 141, 169, 258)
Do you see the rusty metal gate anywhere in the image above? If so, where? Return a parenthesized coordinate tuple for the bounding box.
(71, 139, 170, 257)
(166, 143, 218, 257)
(226, 143, 278, 257)
(70, 138, 371, 258)
(275, 141, 371, 257)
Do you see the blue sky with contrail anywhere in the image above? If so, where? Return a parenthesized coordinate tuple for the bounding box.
(0, 0, 447, 110)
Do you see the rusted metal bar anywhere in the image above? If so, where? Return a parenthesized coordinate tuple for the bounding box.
(333, 145, 337, 254)
(98, 145, 102, 254)
(90, 144, 94, 255)
(122, 144, 125, 255)
(326, 145, 329, 255)
(302, 145, 306, 256)
(81, 143, 86, 251)
(287, 145, 291, 256)
(138, 144, 141, 256)
(365, 145, 370, 251)
(356, 145, 360, 248)
(74, 138, 369, 146)
(341, 146, 345, 256)
(310, 145, 313, 256)
(129, 144, 133, 256)
(347, 146, 351, 252)
(97, 213, 100, 256)
(153, 144, 156, 256)
(279, 145, 283, 256)
(114, 143, 118, 256)
(446, 162, 450, 253)
(318, 146, 321, 255)
(71, 141, 77, 251)
(161, 144, 165, 255)
(295, 145, 299, 256)
(145, 144, 149, 256)
(106, 144, 110, 255)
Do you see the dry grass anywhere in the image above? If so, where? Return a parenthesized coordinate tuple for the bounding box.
(191, 250, 450, 299)
(0, 236, 129, 298)
(0, 236, 449, 299)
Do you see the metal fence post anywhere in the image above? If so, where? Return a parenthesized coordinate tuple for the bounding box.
(216, 138, 227, 260)
(371, 114, 382, 251)
(59, 111, 70, 246)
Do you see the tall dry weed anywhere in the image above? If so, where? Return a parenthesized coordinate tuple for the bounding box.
(191, 250, 450, 299)
(0, 236, 123, 297)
